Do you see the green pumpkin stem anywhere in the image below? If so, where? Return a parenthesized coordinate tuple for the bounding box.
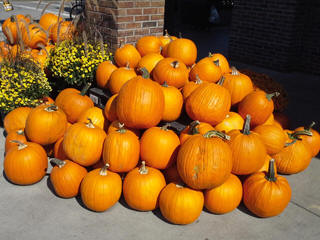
(266, 92, 280, 101)
(9, 140, 27, 150)
(162, 81, 169, 88)
(231, 66, 240, 75)
(160, 123, 171, 131)
(80, 82, 92, 96)
(188, 120, 200, 135)
(242, 115, 251, 135)
(139, 161, 148, 175)
(140, 67, 150, 79)
(50, 158, 66, 168)
(217, 76, 225, 86)
(203, 130, 230, 141)
(44, 104, 58, 112)
(265, 159, 277, 182)
(100, 163, 110, 176)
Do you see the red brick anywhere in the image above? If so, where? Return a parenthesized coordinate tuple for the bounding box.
(135, 15, 149, 21)
(126, 22, 142, 29)
(117, 16, 134, 22)
(127, 8, 143, 15)
(134, 1, 150, 7)
(143, 8, 158, 15)
(151, 15, 163, 21)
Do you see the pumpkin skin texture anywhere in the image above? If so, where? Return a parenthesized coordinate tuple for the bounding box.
(163, 164, 182, 183)
(25, 105, 67, 146)
(238, 90, 279, 127)
(63, 121, 107, 167)
(51, 21, 74, 43)
(123, 161, 166, 211)
(104, 94, 118, 122)
(50, 159, 87, 198)
(243, 159, 291, 218)
(77, 107, 108, 130)
(161, 83, 184, 122)
(4, 107, 32, 133)
(294, 122, 320, 157)
(166, 38, 197, 67)
(140, 125, 180, 170)
(177, 131, 233, 189)
(136, 53, 164, 74)
(116, 69, 165, 129)
(54, 137, 68, 160)
(179, 121, 214, 144)
(189, 57, 222, 83)
(22, 24, 48, 49)
(4, 141, 48, 185)
(80, 166, 122, 212)
(204, 174, 243, 214)
(2, 15, 30, 44)
(96, 61, 117, 89)
(152, 58, 189, 89)
(55, 85, 94, 123)
(39, 13, 62, 31)
(114, 44, 141, 68)
(5, 129, 27, 154)
(103, 128, 140, 173)
(185, 82, 231, 126)
(159, 183, 204, 225)
(208, 53, 230, 74)
(108, 66, 137, 94)
(136, 36, 162, 57)
(215, 112, 244, 133)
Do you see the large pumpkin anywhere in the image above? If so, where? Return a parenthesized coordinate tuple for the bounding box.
(116, 68, 165, 129)
(166, 38, 197, 66)
(177, 130, 233, 189)
(161, 82, 183, 122)
(4, 106, 32, 133)
(114, 44, 141, 68)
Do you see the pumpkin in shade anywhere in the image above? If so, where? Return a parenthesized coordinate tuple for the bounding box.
(222, 67, 254, 105)
(55, 83, 94, 123)
(103, 127, 140, 173)
(63, 119, 107, 166)
(116, 68, 164, 129)
(166, 38, 197, 67)
(39, 13, 62, 31)
(123, 161, 166, 211)
(208, 53, 230, 74)
(189, 57, 222, 83)
(2, 15, 31, 45)
(179, 120, 214, 144)
(177, 130, 232, 189)
(108, 65, 137, 94)
(114, 44, 141, 68)
(294, 122, 320, 157)
(140, 124, 180, 170)
(80, 164, 122, 212)
(5, 129, 27, 154)
(243, 159, 291, 217)
(22, 24, 48, 49)
(136, 36, 162, 57)
(4, 141, 48, 185)
(204, 174, 243, 214)
(182, 76, 204, 100)
(50, 158, 87, 198)
(273, 131, 313, 174)
(4, 107, 31, 133)
(77, 107, 109, 130)
(136, 53, 164, 74)
(159, 183, 204, 225)
(152, 58, 189, 89)
(108, 120, 141, 138)
(50, 21, 74, 43)
(96, 61, 117, 89)
(238, 90, 279, 127)
(215, 112, 244, 133)
(54, 137, 68, 160)
(104, 94, 118, 122)
(253, 124, 287, 155)
(161, 82, 183, 122)
(163, 164, 182, 183)
(185, 79, 231, 126)
(25, 105, 67, 146)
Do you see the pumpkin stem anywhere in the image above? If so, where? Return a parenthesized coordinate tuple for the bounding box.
(80, 82, 92, 96)
(160, 123, 171, 131)
(9, 140, 28, 150)
(171, 61, 180, 69)
(217, 76, 225, 86)
(231, 66, 240, 76)
(188, 120, 200, 135)
(242, 115, 251, 135)
(139, 67, 150, 79)
(266, 92, 280, 101)
(304, 121, 316, 131)
(265, 159, 277, 182)
(44, 104, 58, 112)
(162, 81, 169, 88)
(50, 158, 66, 168)
(86, 118, 95, 128)
(195, 74, 203, 84)
(100, 163, 110, 176)
(139, 161, 148, 175)
(203, 130, 230, 141)
(213, 59, 220, 67)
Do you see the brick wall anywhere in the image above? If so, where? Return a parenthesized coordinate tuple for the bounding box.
(86, 0, 165, 52)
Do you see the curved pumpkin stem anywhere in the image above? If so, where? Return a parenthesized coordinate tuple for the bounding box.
(231, 66, 240, 76)
(139, 161, 149, 175)
(44, 104, 58, 112)
(266, 92, 280, 101)
(100, 163, 110, 176)
(242, 115, 251, 135)
(139, 67, 150, 79)
(265, 159, 277, 182)
(188, 120, 200, 135)
(9, 140, 28, 150)
(203, 130, 230, 141)
(217, 76, 225, 86)
(50, 158, 66, 168)
(160, 123, 171, 131)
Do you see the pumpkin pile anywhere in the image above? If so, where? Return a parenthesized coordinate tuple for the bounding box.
(3, 31, 320, 225)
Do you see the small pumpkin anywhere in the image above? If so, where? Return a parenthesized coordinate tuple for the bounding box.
(294, 122, 320, 157)
(4, 106, 32, 133)
(215, 112, 244, 133)
(114, 44, 141, 68)
(136, 35, 162, 57)
(161, 82, 184, 122)
(104, 94, 118, 122)
(5, 129, 27, 154)
(166, 38, 197, 67)
(108, 65, 137, 94)
(189, 57, 222, 83)
(179, 120, 214, 144)
(96, 61, 117, 89)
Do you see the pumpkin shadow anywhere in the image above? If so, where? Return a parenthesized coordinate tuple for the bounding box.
(152, 208, 176, 225)
(237, 202, 260, 218)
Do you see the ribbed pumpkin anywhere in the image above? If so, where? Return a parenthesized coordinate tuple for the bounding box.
(25, 105, 67, 145)
(63, 120, 107, 166)
(55, 84, 94, 123)
(104, 94, 118, 122)
(182, 76, 204, 100)
(108, 65, 137, 94)
(163, 164, 182, 183)
(243, 159, 291, 218)
(22, 23, 48, 49)
(96, 61, 117, 89)
(185, 80, 231, 126)
(166, 38, 197, 66)
(114, 44, 141, 68)
(189, 57, 222, 83)
(238, 90, 279, 127)
(140, 124, 180, 169)
(50, 158, 87, 198)
(208, 53, 230, 74)
(273, 131, 313, 174)
(116, 68, 164, 129)
(77, 107, 108, 130)
(161, 82, 183, 122)
(123, 161, 166, 211)
(215, 112, 244, 133)
(253, 124, 287, 155)
(179, 120, 214, 144)
(222, 67, 254, 105)
(136, 53, 164, 74)
(177, 130, 233, 189)
(204, 174, 243, 214)
(228, 115, 267, 175)
(4, 141, 48, 185)
(108, 120, 141, 138)
(103, 128, 140, 172)
(136, 36, 162, 57)
(294, 122, 320, 157)
(50, 21, 74, 43)
(5, 129, 27, 154)
(4, 107, 31, 133)
(54, 137, 68, 160)
(152, 58, 189, 88)
(2, 15, 31, 44)
(39, 13, 62, 31)
(159, 183, 204, 225)
(80, 165, 122, 212)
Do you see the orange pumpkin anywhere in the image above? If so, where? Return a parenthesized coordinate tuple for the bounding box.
(166, 38, 197, 66)
(189, 57, 222, 83)
(77, 107, 109, 130)
(5, 129, 27, 154)
(294, 122, 320, 157)
(161, 82, 183, 122)
(179, 120, 214, 144)
(114, 44, 141, 68)
(104, 94, 118, 122)
(136, 36, 162, 57)
(96, 61, 117, 89)
(108, 65, 137, 94)
(136, 53, 164, 74)
(4, 107, 32, 133)
(215, 112, 244, 133)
